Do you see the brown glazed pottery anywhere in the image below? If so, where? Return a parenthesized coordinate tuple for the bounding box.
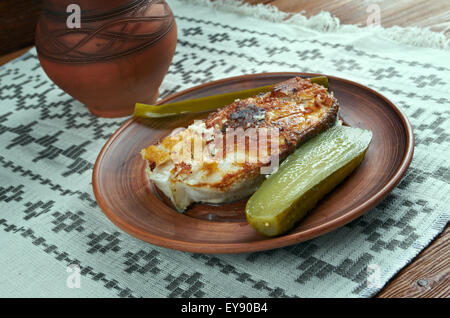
(92, 72, 414, 254)
(35, 0, 177, 117)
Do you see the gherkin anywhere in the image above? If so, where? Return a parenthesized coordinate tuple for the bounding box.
(245, 124, 372, 237)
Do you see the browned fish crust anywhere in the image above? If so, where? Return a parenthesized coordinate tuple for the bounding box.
(205, 76, 339, 161)
(141, 77, 340, 211)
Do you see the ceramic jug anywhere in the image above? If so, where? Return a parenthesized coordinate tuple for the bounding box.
(35, 0, 177, 117)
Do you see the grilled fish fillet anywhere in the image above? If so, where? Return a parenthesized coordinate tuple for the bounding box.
(141, 77, 339, 211)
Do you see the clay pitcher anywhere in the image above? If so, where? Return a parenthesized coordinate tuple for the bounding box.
(35, 0, 177, 117)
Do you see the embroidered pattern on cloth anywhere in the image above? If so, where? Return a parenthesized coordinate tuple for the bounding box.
(0, 0, 449, 297)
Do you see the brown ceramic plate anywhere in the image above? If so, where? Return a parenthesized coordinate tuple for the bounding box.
(92, 72, 414, 254)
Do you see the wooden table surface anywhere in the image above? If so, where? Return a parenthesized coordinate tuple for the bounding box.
(0, 0, 449, 298)
(246, 0, 450, 34)
(243, 0, 450, 298)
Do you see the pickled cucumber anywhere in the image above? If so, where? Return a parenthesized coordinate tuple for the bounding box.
(245, 124, 372, 237)
(134, 76, 328, 118)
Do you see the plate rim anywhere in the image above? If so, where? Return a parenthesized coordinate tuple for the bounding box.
(92, 72, 415, 254)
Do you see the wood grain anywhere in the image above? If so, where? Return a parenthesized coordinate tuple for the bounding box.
(0, 0, 42, 55)
(243, 0, 450, 298)
(0, 0, 449, 56)
(245, 0, 450, 35)
(377, 226, 450, 298)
